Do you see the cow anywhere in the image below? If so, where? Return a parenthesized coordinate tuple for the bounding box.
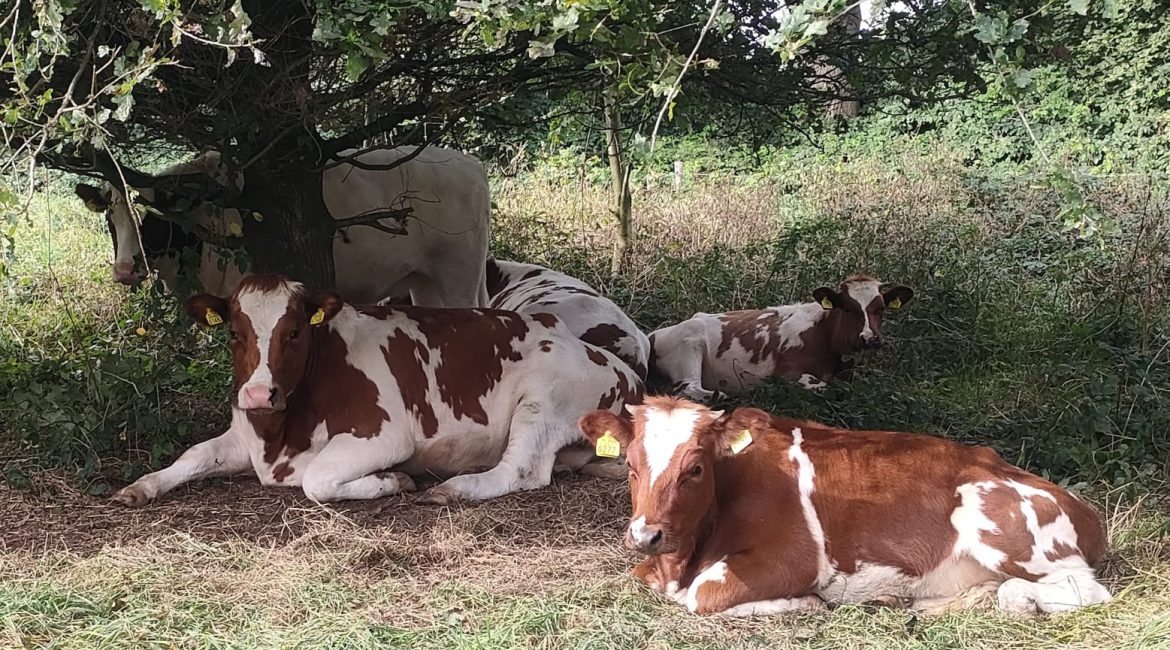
(110, 274, 642, 507)
(485, 259, 650, 379)
(73, 146, 491, 307)
(647, 275, 914, 400)
(578, 397, 1112, 617)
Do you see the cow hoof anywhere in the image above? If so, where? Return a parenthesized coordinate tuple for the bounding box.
(419, 485, 461, 506)
(379, 471, 417, 493)
(110, 485, 151, 507)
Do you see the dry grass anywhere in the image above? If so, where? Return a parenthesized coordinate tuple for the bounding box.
(1, 475, 1167, 649)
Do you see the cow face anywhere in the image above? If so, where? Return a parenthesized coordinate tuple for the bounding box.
(580, 398, 726, 556)
(74, 182, 197, 286)
(184, 275, 343, 412)
(812, 276, 913, 351)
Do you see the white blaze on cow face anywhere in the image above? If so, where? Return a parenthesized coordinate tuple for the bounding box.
(841, 279, 884, 348)
(235, 281, 305, 411)
(624, 401, 722, 555)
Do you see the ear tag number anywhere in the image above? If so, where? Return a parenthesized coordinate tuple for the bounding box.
(204, 309, 223, 326)
(820, 297, 833, 310)
(888, 297, 902, 310)
(595, 431, 621, 458)
(310, 308, 326, 326)
(730, 429, 753, 455)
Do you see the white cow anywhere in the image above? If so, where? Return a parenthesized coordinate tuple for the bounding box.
(74, 146, 490, 307)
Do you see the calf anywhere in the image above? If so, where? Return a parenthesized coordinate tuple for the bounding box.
(486, 259, 650, 378)
(111, 274, 641, 507)
(648, 275, 913, 400)
(579, 397, 1111, 616)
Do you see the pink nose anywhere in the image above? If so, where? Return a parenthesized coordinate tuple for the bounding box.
(113, 263, 138, 284)
(242, 385, 274, 409)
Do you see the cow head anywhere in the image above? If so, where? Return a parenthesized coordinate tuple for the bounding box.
(812, 275, 913, 351)
(579, 397, 731, 556)
(74, 182, 197, 286)
(184, 274, 343, 412)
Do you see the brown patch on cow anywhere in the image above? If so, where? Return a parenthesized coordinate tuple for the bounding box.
(716, 310, 788, 363)
(586, 347, 609, 366)
(597, 367, 641, 410)
(272, 462, 294, 483)
(1030, 495, 1062, 527)
(384, 328, 439, 437)
(581, 323, 643, 374)
(485, 259, 507, 297)
(530, 312, 558, 328)
(398, 307, 530, 426)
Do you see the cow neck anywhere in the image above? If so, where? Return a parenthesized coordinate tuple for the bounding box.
(821, 308, 856, 359)
(243, 324, 326, 442)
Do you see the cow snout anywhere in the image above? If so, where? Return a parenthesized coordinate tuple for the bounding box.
(112, 262, 140, 285)
(241, 384, 281, 411)
(626, 518, 665, 555)
(861, 335, 883, 350)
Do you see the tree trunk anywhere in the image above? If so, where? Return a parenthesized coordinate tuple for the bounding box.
(603, 95, 632, 276)
(239, 167, 336, 289)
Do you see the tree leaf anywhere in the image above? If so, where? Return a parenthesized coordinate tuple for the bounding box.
(1068, 0, 1089, 16)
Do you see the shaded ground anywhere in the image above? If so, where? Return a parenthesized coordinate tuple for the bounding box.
(1, 471, 630, 556)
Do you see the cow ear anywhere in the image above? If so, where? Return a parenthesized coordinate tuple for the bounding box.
(75, 183, 109, 212)
(812, 287, 839, 310)
(305, 291, 343, 326)
(712, 408, 769, 458)
(184, 294, 229, 328)
(881, 285, 914, 310)
(578, 409, 634, 449)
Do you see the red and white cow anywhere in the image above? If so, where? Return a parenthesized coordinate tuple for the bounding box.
(579, 397, 1112, 616)
(648, 275, 913, 400)
(74, 146, 490, 307)
(111, 274, 641, 507)
(485, 259, 650, 379)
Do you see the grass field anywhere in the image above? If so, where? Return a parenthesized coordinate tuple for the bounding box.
(2, 141, 1169, 648)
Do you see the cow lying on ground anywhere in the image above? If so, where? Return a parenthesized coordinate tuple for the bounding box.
(579, 397, 1111, 616)
(485, 259, 650, 379)
(647, 275, 913, 400)
(111, 274, 641, 507)
(75, 146, 490, 306)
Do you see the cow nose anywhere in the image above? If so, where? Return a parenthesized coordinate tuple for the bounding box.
(627, 518, 665, 554)
(862, 335, 883, 350)
(242, 385, 277, 410)
(112, 263, 138, 284)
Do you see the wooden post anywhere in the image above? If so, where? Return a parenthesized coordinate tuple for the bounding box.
(603, 94, 632, 276)
(673, 160, 684, 191)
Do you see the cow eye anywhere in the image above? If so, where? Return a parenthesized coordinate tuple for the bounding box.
(289, 328, 300, 341)
(690, 464, 703, 477)
(228, 329, 238, 341)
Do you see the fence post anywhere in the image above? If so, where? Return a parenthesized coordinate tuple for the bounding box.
(673, 160, 684, 191)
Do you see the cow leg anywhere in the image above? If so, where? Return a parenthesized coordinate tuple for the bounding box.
(300, 432, 418, 503)
(111, 430, 250, 507)
(996, 568, 1112, 615)
(683, 554, 824, 616)
(652, 324, 715, 401)
(420, 403, 573, 504)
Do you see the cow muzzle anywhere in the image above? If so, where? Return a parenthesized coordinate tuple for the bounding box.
(861, 335, 883, 350)
(626, 518, 666, 555)
(239, 384, 284, 412)
(112, 262, 142, 285)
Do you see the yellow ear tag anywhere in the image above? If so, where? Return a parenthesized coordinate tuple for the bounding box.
(309, 308, 326, 326)
(820, 296, 833, 310)
(595, 431, 621, 458)
(204, 308, 223, 326)
(729, 429, 753, 455)
(888, 297, 902, 310)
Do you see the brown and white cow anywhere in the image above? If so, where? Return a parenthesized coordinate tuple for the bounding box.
(485, 259, 650, 379)
(579, 397, 1112, 616)
(111, 274, 641, 507)
(648, 275, 913, 400)
(74, 146, 490, 307)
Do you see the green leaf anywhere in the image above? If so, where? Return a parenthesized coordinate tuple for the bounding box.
(1068, 0, 1089, 15)
(345, 53, 369, 79)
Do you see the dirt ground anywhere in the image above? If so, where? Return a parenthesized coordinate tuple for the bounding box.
(1, 471, 632, 557)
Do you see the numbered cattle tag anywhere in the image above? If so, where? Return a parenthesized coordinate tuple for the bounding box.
(889, 297, 902, 310)
(595, 431, 621, 458)
(820, 297, 833, 310)
(730, 429, 753, 455)
(310, 308, 326, 325)
(205, 309, 223, 326)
